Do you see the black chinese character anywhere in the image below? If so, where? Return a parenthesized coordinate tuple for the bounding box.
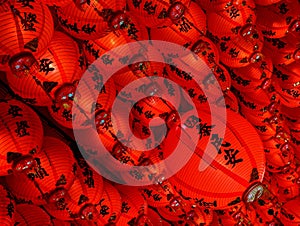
(184, 115, 200, 128)
(196, 123, 215, 139)
(7, 203, 14, 218)
(15, 121, 30, 137)
(227, 6, 240, 19)
(39, 59, 55, 75)
(210, 134, 230, 154)
(17, 0, 34, 9)
(132, 0, 142, 8)
(224, 148, 243, 168)
(121, 202, 131, 213)
(8, 105, 23, 118)
(81, 24, 96, 34)
(178, 17, 192, 33)
(278, 3, 289, 14)
(101, 54, 114, 65)
(21, 12, 38, 31)
(144, 110, 155, 119)
(143, 1, 157, 15)
(229, 48, 240, 58)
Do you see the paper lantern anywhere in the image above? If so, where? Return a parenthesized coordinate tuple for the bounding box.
(126, 0, 191, 28)
(206, 1, 256, 37)
(231, 55, 273, 92)
(44, 158, 104, 221)
(5, 136, 77, 205)
(215, 25, 264, 68)
(0, 0, 54, 70)
(263, 33, 300, 66)
(14, 204, 52, 225)
(52, 64, 117, 130)
(168, 109, 265, 209)
(7, 31, 84, 107)
(212, 203, 256, 225)
(281, 197, 300, 225)
(243, 183, 281, 225)
(93, 181, 122, 224)
(0, 99, 43, 176)
(56, 0, 126, 40)
(256, 0, 300, 38)
(0, 184, 15, 225)
(115, 185, 148, 225)
(157, 203, 214, 225)
(83, 14, 148, 64)
(150, 2, 206, 47)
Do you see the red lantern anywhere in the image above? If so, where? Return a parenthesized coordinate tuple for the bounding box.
(0, 99, 43, 176)
(281, 197, 300, 225)
(14, 204, 52, 225)
(263, 33, 300, 66)
(206, 1, 256, 37)
(150, 2, 206, 47)
(127, 0, 191, 28)
(83, 14, 148, 64)
(115, 185, 148, 225)
(231, 55, 273, 92)
(0, 184, 15, 225)
(256, 0, 300, 38)
(168, 109, 265, 209)
(7, 31, 85, 107)
(43, 158, 104, 221)
(5, 136, 77, 205)
(0, 0, 54, 71)
(56, 0, 126, 40)
(215, 25, 264, 68)
(146, 208, 169, 225)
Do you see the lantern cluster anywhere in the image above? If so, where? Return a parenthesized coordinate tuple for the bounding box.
(0, 0, 300, 225)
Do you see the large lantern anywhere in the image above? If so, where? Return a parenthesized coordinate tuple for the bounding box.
(0, 99, 43, 176)
(150, 2, 206, 47)
(56, 0, 127, 40)
(7, 31, 84, 107)
(168, 109, 266, 209)
(0, 0, 54, 71)
(5, 136, 77, 205)
(126, 0, 191, 28)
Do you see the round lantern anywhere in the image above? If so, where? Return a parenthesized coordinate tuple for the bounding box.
(0, 184, 15, 225)
(256, 0, 300, 38)
(263, 33, 300, 66)
(115, 185, 148, 225)
(5, 136, 77, 205)
(281, 197, 300, 225)
(206, 1, 256, 37)
(56, 0, 126, 40)
(150, 2, 206, 47)
(168, 109, 266, 209)
(126, 0, 191, 28)
(0, 0, 54, 71)
(7, 31, 84, 107)
(49, 71, 116, 130)
(215, 25, 264, 68)
(14, 204, 52, 225)
(231, 55, 273, 92)
(0, 99, 43, 176)
(272, 61, 300, 91)
(83, 14, 148, 64)
(43, 158, 104, 221)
